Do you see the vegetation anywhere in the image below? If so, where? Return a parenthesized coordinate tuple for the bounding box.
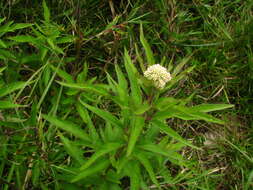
(0, 0, 252, 189)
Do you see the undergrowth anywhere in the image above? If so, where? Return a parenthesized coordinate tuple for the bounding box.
(0, 0, 252, 190)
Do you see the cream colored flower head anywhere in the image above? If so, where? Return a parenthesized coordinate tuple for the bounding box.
(144, 64, 172, 89)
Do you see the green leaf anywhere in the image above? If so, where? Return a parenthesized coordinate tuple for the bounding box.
(80, 142, 122, 170)
(135, 152, 160, 189)
(174, 106, 225, 124)
(9, 23, 33, 31)
(138, 144, 186, 166)
(154, 105, 225, 125)
(124, 48, 142, 105)
(42, 0, 50, 23)
(43, 115, 91, 142)
(151, 120, 200, 149)
(0, 39, 7, 48)
(50, 65, 74, 83)
(8, 35, 37, 43)
(115, 64, 128, 92)
(127, 116, 145, 156)
(57, 81, 109, 96)
(172, 55, 192, 77)
(140, 24, 155, 65)
(191, 104, 234, 113)
(0, 17, 6, 24)
(32, 161, 41, 186)
(0, 101, 22, 109)
(79, 100, 123, 128)
(59, 133, 85, 165)
(124, 161, 141, 190)
(76, 103, 99, 142)
(0, 82, 26, 97)
(0, 49, 16, 60)
(72, 159, 110, 182)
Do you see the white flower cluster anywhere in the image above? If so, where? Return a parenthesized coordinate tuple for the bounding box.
(144, 64, 172, 89)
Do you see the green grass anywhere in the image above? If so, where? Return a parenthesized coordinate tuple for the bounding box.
(0, 0, 252, 189)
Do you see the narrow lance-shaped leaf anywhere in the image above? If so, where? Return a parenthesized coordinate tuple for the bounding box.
(140, 24, 155, 65)
(76, 103, 99, 141)
(115, 64, 128, 92)
(139, 144, 187, 166)
(42, 0, 50, 23)
(0, 101, 23, 109)
(124, 161, 141, 190)
(79, 99, 123, 128)
(72, 159, 110, 182)
(50, 65, 74, 83)
(127, 116, 145, 156)
(191, 104, 234, 113)
(57, 81, 109, 96)
(124, 48, 142, 105)
(135, 152, 160, 189)
(174, 106, 225, 124)
(151, 120, 200, 149)
(59, 133, 85, 165)
(0, 82, 27, 98)
(43, 115, 91, 142)
(80, 142, 123, 170)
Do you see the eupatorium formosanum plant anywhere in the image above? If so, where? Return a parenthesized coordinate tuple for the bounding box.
(43, 29, 233, 190)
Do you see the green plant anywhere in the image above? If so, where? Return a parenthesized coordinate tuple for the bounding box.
(43, 30, 233, 189)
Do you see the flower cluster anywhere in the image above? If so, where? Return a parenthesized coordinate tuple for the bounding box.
(144, 64, 172, 89)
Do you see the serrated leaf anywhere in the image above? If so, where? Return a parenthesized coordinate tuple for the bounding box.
(72, 159, 110, 182)
(140, 24, 155, 65)
(79, 100, 123, 128)
(43, 115, 90, 142)
(151, 120, 200, 149)
(127, 116, 145, 156)
(191, 104, 234, 113)
(0, 82, 26, 97)
(80, 143, 122, 170)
